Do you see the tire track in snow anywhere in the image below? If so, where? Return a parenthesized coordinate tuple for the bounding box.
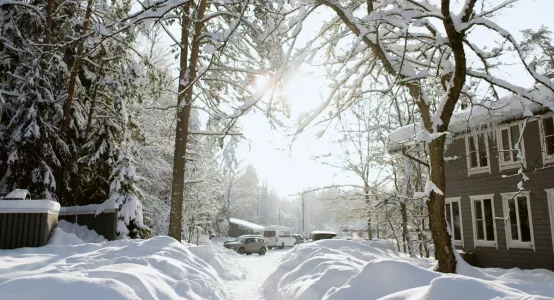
(225, 249, 288, 300)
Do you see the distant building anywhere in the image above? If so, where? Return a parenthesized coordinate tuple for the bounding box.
(228, 218, 264, 237)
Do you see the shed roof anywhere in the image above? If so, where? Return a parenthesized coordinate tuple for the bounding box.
(229, 218, 264, 231)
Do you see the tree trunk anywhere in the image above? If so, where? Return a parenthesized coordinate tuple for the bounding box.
(44, 0, 54, 50)
(426, 137, 456, 272)
(61, 0, 95, 133)
(168, 0, 207, 241)
(364, 185, 372, 240)
(168, 3, 192, 241)
(400, 202, 410, 254)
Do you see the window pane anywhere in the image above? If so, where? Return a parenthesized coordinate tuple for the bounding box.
(501, 129, 511, 162)
(508, 198, 519, 240)
(478, 134, 488, 167)
(476, 221, 485, 240)
(483, 199, 495, 241)
(469, 136, 478, 168)
(544, 117, 554, 135)
(474, 200, 485, 240)
(546, 136, 554, 156)
(510, 125, 521, 162)
(453, 202, 462, 241)
(517, 196, 531, 242)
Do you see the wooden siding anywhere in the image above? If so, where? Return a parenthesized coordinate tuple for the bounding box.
(445, 120, 554, 270)
(58, 211, 117, 241)
(0, 213, 58, 249)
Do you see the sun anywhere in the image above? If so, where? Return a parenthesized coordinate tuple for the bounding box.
(248, 73, 326, 118)
(282, 74, 326, 115)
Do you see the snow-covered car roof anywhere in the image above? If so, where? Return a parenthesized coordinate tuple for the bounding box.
(310, 231, 337, 235)
(387, 83, 554, 153)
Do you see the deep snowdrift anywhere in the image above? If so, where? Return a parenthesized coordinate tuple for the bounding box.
(264, 239, 554, 300)
(1, 231, 241, 299)
(48, 219, 106, 245)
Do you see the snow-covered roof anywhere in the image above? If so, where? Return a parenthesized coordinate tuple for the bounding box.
(0, 200, 60, 214)
(59, 202, 119, 216)
(388, 83, 554, 153)
(229, 218, 265, 231)
(1, 189, 30, 200)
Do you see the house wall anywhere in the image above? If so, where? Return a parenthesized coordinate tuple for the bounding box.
(445, 120, 554, 270)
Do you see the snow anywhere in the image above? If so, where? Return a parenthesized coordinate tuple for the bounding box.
(2, 189, 30, 200)
(48, 220, 106, 245)
(0, 199, 60, 214)
(0, 237, 232, 300)
(226, 248, 287, 299)
(263, 239, 554, 300)
(229, 217, 265, 231)
(59, 202, 118, 215)
(3, 233, 554, 300)
(388, 82, 554, 152)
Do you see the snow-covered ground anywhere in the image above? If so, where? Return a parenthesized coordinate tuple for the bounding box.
(226, 248, 288, 300)
(263, 239, 554, 300)
(3, 224, 554, 300)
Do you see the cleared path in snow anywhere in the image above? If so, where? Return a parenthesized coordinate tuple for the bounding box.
(225, 248, 288, 300)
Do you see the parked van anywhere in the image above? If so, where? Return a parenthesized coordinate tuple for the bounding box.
(262, 226, 296, 249)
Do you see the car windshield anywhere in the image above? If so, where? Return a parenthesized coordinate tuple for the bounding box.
(233, 238, 247, 243)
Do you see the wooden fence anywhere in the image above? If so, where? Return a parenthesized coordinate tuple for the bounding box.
(0, 200, 118, 249)
(0, 200, 59, 249)
(59, 203, 118, 241)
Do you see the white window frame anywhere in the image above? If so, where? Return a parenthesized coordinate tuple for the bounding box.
(501, 191, 535, 250)
(496, 122, 526, 171)
(538, 113, 554, 165)
(544, 189, 554, 253)
(445, 197, 464, 247)
(470, 194, 498, 248)
(465, 132, 491, 176)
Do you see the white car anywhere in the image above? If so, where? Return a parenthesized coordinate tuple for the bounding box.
(262, 226, 296, 249)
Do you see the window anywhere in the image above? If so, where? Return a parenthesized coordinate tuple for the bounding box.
(540, 115, 554, 164)
(445, 197, 464, 247)
(279, 231, 291, 237)
(264, 231, 275, 238)
(501, 192, 534, 250)
(465, 132, 490, 175)
(545, 189, 554, 253)
(497, 123, 525, 170)
(470, 194, 497, 248)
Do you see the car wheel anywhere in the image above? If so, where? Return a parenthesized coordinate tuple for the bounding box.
(237, 247, 245, 254)
(279, 242, 284, 249)
(259, 247, 266, 256)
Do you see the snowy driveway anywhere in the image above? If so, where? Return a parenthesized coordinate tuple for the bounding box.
(225, 248, 288, 300)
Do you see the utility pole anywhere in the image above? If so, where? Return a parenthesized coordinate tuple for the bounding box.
(301, 193, 305, 234)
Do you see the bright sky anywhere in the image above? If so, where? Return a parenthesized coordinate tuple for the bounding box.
(237, 0, 554, 197)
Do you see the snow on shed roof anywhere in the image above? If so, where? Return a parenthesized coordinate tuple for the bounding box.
(229, 218, 264, 231)
(0, 200, 60, 214)
(388, 82, 554, 153)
